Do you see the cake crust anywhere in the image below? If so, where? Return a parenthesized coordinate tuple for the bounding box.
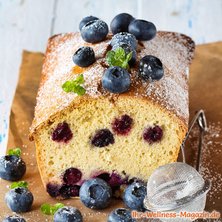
(29, 31, 195, 140)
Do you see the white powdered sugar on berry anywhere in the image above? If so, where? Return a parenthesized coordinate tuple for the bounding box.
(30, 32, 194, 133)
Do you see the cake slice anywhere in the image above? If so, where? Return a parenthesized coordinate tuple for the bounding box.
(30, 31, 194, 199)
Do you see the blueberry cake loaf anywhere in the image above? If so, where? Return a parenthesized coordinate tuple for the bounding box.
(29, 15, 194, 199)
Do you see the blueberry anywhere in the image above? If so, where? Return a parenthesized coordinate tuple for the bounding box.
(91, 129, 114, 147)
(95, 172, 110, 182)
(108, 172, 127, 187)
(110, 13, 134, 34)
(102, 67, 131, 94)
(51, 122, 73, 143)
(60, 184, 80, 199)
(54, 206, 83, 222)
(73, 46, 96, 67)
(110, 32, 137, 49)
(0, 155, 26, 181)
(112, 114, 133, 136)
(46, 183, 61, 198)
(63, 167, 82, 185)
(5, 187, 34, 213)
(123, 181, 147, 211)
(3, 215, 26, 222)
(143, 125, 163, 144)
(108, 208, 135, 222)
(79, 15, 99, 31)
(80, 178, 112, 209)
(139, 55, 164, 81)
(95, 172, 127, 190)
(128, 19, 156, 41)
(81, 19, 108, 43)
(112, 43, 136, 66)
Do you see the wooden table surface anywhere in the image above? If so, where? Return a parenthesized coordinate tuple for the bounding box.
(1, 0, 222, 152)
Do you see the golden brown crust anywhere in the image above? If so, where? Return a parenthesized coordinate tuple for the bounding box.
(29, 31, 195, 140)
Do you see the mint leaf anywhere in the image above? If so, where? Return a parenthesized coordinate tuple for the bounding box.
(41, 203, 64, 215)
(62, 74, 86, 96)
(106, 47, 132, 69)
(40, 203, 51, 215)
(74, 85, 86, 96)
(74, 74, 85, 85)
(126, 51, 133, 61)
(8, 148, 21, 157)
(115, 47, 125, 59)
(10, 181, 28, 189)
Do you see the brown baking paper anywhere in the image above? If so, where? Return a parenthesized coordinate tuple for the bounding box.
(0, 42, 222, 221)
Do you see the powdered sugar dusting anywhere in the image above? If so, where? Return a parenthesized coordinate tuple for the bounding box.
(30, 32, 194, 134)
(188, 121, 222, 207)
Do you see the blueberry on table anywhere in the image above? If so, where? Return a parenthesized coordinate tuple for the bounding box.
(123, 181, 147, 211)
(110, 13, 134, 34)
(108, 208, 136, 222)
(5, 187, 34, 213)
(112, 43, 137, 66)
(102, 66, 131, 94)
(139, 55, 164, 81)
(129, 19, 156, 41)
(79, 15, 99, 31)
(79, 178, 112, 209)
(0, 155, 26, 181)
(54, 206, 83, 222)
(110, 32, 137, 50)
(73, 46, 96, 67)
(81, 19, 109, 43)
(3, 215, 26, 222)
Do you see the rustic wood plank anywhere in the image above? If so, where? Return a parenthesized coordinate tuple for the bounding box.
(139, 0, 222, 44)
(0, 0, 55, 154)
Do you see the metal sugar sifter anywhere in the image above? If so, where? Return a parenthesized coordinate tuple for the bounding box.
(144, 110, 211, 222)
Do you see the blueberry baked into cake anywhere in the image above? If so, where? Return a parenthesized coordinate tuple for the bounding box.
(29, 13, 195, 199)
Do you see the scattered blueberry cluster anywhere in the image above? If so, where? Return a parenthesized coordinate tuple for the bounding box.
(47, 179, 146, 221)
(67, 13, 164, 96)
(0, 148, 33, 222)
(78, 179, 146, 221)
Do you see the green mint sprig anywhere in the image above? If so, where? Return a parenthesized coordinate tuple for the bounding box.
(10, 181, 28, 189)
(8, 148, 21, 157)
(106, 47, 132, 69)
(62, 74, 86, 96)
(40, 203, 65, 215)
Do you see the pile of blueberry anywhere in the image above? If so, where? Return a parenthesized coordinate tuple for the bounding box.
(49, 174, 146, 222)
(70, 13, 164, 96)
(79, 178, 146, 221)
